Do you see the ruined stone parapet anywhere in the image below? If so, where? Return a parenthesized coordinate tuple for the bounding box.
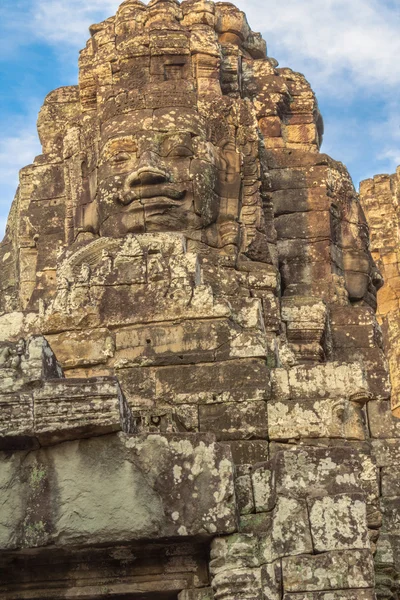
(0, 335, 133, 449)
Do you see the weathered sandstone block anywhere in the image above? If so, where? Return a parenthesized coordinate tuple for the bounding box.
(33, 377, 131, 445)
(281, 550, 375, 592)
(0, 432, 236, 551)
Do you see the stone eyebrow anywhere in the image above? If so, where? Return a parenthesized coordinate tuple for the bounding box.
(159, 132, 193, 154)
(162, 131, 193, 143)
(101, 138, 138, 154)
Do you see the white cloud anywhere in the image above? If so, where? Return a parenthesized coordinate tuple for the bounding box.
(0, 124, 42, 225)
(236, 0, 400, 95)
(0, 127, 41, 187)
(0, 3, 28, 57)
(367, 99, 400, 174)
(26, 0, 400, 98)
(33, 0, 121, 45)
(379, 149, 400, 169)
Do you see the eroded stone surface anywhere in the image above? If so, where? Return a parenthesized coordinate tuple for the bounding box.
(0, 432, 236, 550)
(282, 550, 375, 592)
(308, 494, 370, 552)
(0, 335, 133, 448)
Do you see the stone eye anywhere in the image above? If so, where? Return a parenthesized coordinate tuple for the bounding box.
(167, 145, 193, 158)
(112, 152, 131, 163)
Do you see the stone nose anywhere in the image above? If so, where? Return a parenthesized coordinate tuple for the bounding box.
(126, 151, 170, 187)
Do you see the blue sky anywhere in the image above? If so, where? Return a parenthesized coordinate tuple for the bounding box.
(1, 0, 400, 236)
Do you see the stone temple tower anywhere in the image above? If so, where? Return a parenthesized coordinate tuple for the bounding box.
(0, 0, 399, 598)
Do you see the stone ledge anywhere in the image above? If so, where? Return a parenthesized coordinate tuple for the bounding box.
(0, 377, 132, 450)
(0, 432, 237, 551)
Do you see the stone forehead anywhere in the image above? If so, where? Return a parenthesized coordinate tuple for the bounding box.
(113, 0, 249, 23)
(90, 0, 265, 55)
(100, 129, 195, 155)
(77, 0, 270, 134)
(101, 106, 208, 133)
(99, 106, 239, 158)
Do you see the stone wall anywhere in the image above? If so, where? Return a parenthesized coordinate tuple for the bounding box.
(0, 0, 399, 598)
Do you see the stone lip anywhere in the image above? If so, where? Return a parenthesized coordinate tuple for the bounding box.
(0, 432, 237, 552)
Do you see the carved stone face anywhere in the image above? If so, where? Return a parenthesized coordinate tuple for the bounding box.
(93, 109, 239, 239)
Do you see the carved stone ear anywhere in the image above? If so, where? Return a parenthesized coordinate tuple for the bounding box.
(76, 202, 100, 239)
(211, 140, 242, 251)
(342, 248, 370, 301)
(221, 140, 241, 179)
(72, 148, 100, 240)
(216, 141, 241, 210)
